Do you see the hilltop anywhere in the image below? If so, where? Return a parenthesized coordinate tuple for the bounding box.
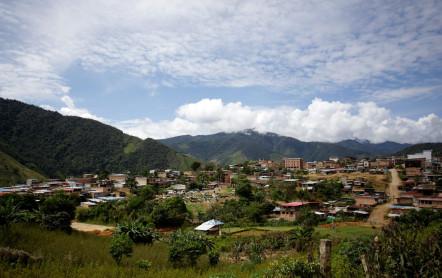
(0, 98, 194, 182)
(160, 130, 410, 164)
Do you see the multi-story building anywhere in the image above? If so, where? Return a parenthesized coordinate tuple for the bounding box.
(283, 158, 304, 170)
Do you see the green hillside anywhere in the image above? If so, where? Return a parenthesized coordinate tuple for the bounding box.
(160, 130, 373, 164)
(161, 131, 413, 165)
(0, 149, 45, 186)
(395, 143, 442, 157)
(0, 98, 194, 178)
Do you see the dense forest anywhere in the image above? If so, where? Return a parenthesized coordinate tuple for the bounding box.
(0, 98, 194, 180)
(160, 130, 409, 164)
(395, 143, 442, 157)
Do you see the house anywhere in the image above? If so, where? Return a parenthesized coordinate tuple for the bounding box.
(277, 201, 320, 221)
(415, 196, 442, 209)
(135, 176, 148, 186)
(170, 184, 186, 194)
(195, 219, 224, 235)
(354, 195, 381, 207)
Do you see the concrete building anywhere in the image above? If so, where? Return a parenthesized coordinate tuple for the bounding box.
(407, 150, 432, 162)
(284, 158, 304, 170)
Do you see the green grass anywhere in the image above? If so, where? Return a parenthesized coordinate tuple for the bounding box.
(316, 225, 378, 241)
(0, 223, 379, 277)
(223, 224, 378, 239)
(0, 150, 45, 186)
(0, 224, 268, 278)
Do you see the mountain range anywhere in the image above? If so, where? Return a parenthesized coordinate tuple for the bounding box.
(1, 97, 439, 185)
(160, 130, 411, 164)
(0, 98, 194, 184)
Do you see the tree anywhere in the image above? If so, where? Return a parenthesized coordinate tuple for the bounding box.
(39, 193, 77, 232)
(41, 211, 72, 233)
(295, 207, 320, 227)
(233, 175, 254, 201)
(168, 230, 214, 267)
(0, 198, 19, 227)
(116, 221, 159, 245)
(191, 161, 201, 172)
(361, 209, 441, 277)
(109, 233, 133, 265)
(289, 226, 314, 252)
(126, 176, 138, 192)
(151, 197, 189, 227)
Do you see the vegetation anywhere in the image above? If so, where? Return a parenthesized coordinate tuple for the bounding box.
(203, 176, 274, 225)
(160, 130, 409, 164)
(263, 257, 320, 278)
(109, 233, 133, 265)
(168, 230, 214, 267)
(0, 150, 46, 186)
(395, 142, 442, 157)
(0, 97, 194, 178)
(115, 222, 159, 245)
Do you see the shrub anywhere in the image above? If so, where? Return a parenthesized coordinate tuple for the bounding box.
(168, 230, 214, 267)
(151, 197, 189, 228)
(40, 211, 72, 233)
(208, 249, 220, 266)
(115, 221, 159, 245)
(135, 259, 152, 270)
(109, 233, 133, 265)
(263, 257, 320, 278)
(246, 240, 265, 264)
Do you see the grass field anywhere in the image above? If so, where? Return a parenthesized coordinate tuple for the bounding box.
(222, 223, 379, 240)
(0, 224, 271, 278)
(0, 223, 378, 277)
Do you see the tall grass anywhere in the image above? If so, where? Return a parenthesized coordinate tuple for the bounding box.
(0, 224, 268, 277)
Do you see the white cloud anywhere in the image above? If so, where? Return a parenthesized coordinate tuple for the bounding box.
(57, 96, 105, 122)
(371, 86, 440, 102)
(115, 98, 442, 143)
(1, 0, 442, 101)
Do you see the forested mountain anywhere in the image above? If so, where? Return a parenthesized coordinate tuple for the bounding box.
(395, 143, 442, 157)
(161, 130, 368, 164)
(0, 98, 193, 179)
(160, 130, 411, 164)
(336, 139, 409, 155)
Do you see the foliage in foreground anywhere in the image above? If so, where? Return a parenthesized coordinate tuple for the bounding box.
(262, 257, 320, 278)
(169, 230, 214, 267)
(109, 233, 133, 265)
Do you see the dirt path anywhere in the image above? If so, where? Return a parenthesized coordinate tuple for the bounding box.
(71, 221, 115, 235)
(367, 169, 401, 227)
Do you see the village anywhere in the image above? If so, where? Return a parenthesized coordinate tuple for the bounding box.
(1, 149, 441, 230)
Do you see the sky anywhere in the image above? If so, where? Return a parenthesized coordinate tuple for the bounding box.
(1, 0, 442, 143)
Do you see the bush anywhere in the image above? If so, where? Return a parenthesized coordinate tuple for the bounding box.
(263, 257, 320, 278)
(363, 210, 442, 277)
(246, 240, 265, 264)
(135, 259, 152, 270)
(168, 230, 214, 267)
(40, 211, 72, 233)
(151, 197, 189, 228)
(75, 207, 91, 222)
(116, 221, 159, 245)
(109, 233, 133, 265)
(208, 249, 220, 266)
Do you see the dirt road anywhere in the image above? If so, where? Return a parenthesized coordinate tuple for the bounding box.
(71, 221, 115, 235)
(367, 169, 401, 227)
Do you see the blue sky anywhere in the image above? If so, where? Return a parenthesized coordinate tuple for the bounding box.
(1, 0, 442, 143)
